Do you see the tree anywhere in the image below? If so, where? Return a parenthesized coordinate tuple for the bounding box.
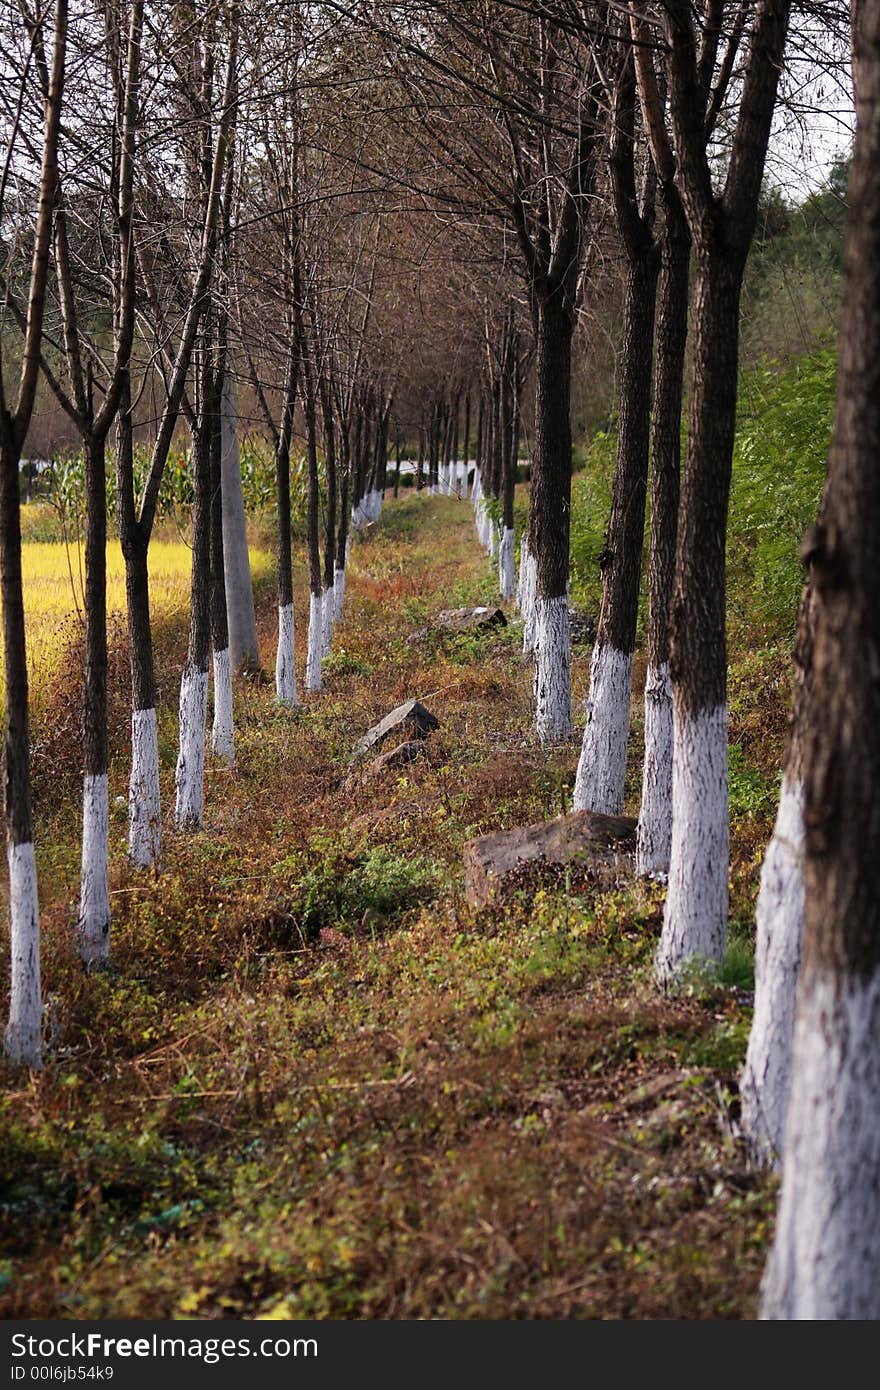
(630, 0, 794, 981)
(0, 0, 67, 1063)
(762, 0, 880, 1314)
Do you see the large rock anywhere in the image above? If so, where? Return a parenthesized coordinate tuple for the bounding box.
(436, 606, 507, 633)
(464, 809, 637, 907)
(354, 698, 439, 758)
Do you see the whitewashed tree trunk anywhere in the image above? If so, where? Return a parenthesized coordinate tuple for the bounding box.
(516, 534, 529, 610)
(761, 969, 880, 1319)
(220, 376, 259, 670)
(305, 591, 323, 692)
(275, 603, 297, 707)
(636, 663, 674, 876)
(78, 773, 110, 965)
(740, 776, 804, 1165)
(522, 551, 538, 655)
(174, 667, 208, 829)
(211, 646, 235, 763)
(572, 645, 634, 815)
(499, 526, 515, 599)
(655, 703, 728, 983)
(128, 707, 161, 867)
(534, 595, 572, 744)
(333, 566, 346, 622)
(322, 584, 334, 656)
(5, 842, 41, 1066)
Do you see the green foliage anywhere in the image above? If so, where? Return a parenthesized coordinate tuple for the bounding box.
(727, 743, 780, 819)
(569, 428, 616, 612)
(729, 348, 834, 635)
(292, 839, 440, 935)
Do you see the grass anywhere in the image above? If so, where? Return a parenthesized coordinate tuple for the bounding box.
(0, 532, 273, 703)
(0, 484, 788, 1320)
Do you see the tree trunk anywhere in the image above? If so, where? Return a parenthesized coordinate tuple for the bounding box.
(0, 430, 41, 1064)
(303, 345, 323, 693)
(210, 391, 234, 764)
(274, 384, 297, 706)
(655, 245, 742, 982)
(78, 431, 111, 964)
(220, 375, 259, 673)
(637, 192, 690, 875)
(741, 585, 813, 1164)
(762, 6, 880, 1310)
(574, 251, 658, 813)
(175, 347, 214, 829)
(320, 370, 337, 657)
(531, 290, 574, 744)
(334, 421, 351, 623)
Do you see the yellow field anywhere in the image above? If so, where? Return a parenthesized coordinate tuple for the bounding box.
(1, 540, 273, 697)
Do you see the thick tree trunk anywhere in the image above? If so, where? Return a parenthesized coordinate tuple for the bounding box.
(78, 432, 111, 964)
(220, 375, 259, 673)
(740, 587, 813, 1164)
(655, 246, 742, 983)
(0, 432, 40, 1064)
(574, 251, 658, 813)
(762, 12, 880, 1310)
(531, 291, 574, 744)
(637, 194, 689, 875)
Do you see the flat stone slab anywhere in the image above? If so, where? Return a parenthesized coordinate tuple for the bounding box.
(464, 809, 637, 907)
(353, 698, 439, 758)
(436, 606, 507, 633)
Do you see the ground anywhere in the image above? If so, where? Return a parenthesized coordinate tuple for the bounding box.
(0, 491, 782, 1319)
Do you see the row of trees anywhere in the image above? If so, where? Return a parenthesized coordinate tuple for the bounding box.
(2, 0, 877, 1317)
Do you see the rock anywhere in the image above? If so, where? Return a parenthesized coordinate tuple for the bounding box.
(464, 809, 637, 908)
(436, 605, 507, 633)
(353, 698, 439, 758)
(345, 739, 428, 789)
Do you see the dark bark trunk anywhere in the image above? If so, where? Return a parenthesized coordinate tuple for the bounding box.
(393, 435, 401, 497)
(188, 352, 215, 680)
(647, 191, 690, 672)
(117, 380, 155, 714)
(209, 386, 229, 655)
(320, 373, 337, 590)
(82, 430, 108, 783)
(530, 290, 574, 604)
(462, 392, 471, 494)
(336, 421, 351, 565)
(595, 250, 659, 655)
(303, 346, 322, 599)
(669, 241, 742, 715)
(0, 431, 33, 850)
(416, 424, 425, 491)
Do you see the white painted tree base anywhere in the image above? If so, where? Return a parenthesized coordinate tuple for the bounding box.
(573, 644, 633, 815)
(305, 592, 323, 692)
(761, 967, 880, 1319)
(211, 647, 235, 763)
(322, 585, 334, 656)
(516, 534, 529, 611)
(4, 840, 41, 1067)
(79, 773, 110, 965)
(128, 706, 161, 867)
(656, 703, 729, 984)
(275, 603, 297, 707)
(636, 662, 674, 877)
(334, 566, 346, 622)
(740, 777, 804, 1165)
(534, 595, 572, 744)
(522, 553, 537, 655)
(499, 527, 515, 599)
(174, 666, 208, 830)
